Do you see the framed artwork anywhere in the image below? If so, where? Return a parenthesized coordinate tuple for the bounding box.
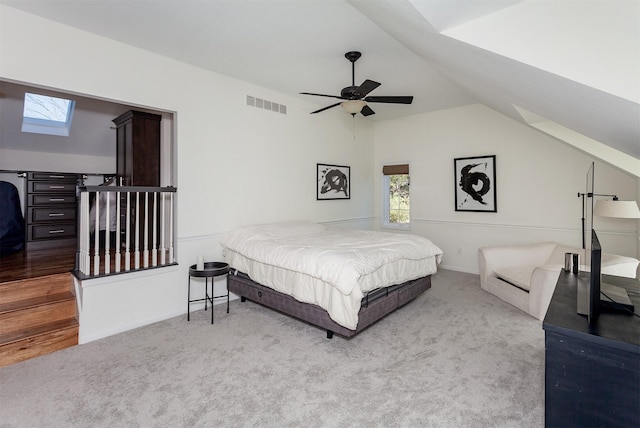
(317, 163, 350, 200)
(454, 155, 496, 212)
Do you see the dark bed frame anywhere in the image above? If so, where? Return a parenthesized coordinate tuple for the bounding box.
(227, 271, 432, 339)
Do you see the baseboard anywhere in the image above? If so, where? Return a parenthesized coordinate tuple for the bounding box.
(77, 295, 238, 344)
(78, 308, 184, 344)
(438, 264, 479, 275)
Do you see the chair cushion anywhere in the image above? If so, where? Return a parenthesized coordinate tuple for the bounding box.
(494, 266, 536, 292)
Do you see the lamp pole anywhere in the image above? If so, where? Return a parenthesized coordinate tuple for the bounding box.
(577, 192, 618, 249)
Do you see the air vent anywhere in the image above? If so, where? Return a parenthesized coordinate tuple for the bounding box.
(246, 95, 286, 115)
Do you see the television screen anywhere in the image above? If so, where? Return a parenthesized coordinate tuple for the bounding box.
(577, 163, 634, 326)
(584, 161, 594, 257)
(588, 229, 602, 327)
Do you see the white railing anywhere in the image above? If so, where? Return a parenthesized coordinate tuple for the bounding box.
(76, 185, 177, 278)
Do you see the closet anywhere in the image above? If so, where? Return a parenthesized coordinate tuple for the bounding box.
(113, 110, 162, 245)
(113, 110, 161, 186)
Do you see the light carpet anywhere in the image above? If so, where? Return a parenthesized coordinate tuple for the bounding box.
(0, 269, 544, 427)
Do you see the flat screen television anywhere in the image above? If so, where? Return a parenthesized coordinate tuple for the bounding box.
(577, 163, 634, 327)
(587, 229, 602, 327)
(578, 229, 634, 327)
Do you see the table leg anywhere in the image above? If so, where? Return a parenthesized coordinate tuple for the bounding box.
(204, 277, 208, 312)
(187, 275, 191, 321)
(210, 277, 214, 325)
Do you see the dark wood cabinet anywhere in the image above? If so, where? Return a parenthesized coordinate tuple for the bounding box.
(113, 110, 161, 186)
(543, 271, 639, 427)
(113, 110, 162, 245)
(25, 171, 80, 249)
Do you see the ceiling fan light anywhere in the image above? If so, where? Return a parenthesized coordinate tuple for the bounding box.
(341, 100, 366, 114)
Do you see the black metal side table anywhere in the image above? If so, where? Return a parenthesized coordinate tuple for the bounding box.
(188, 261, 230, 324)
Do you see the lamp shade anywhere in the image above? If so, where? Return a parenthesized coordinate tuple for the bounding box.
(341, 100, 366, 114)
(594, 200, 640, 218)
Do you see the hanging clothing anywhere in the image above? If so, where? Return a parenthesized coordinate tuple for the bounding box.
(0, 181, 25, 257)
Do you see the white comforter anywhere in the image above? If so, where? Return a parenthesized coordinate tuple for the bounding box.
(220, 222, 443, 330)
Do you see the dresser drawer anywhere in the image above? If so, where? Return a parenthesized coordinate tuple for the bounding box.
(28, 194, 77, 206)
(28, 207, 77, 223)
(28, 172, 79, 181)
(29, 181, 77, 194)
(28, 223, 77, 241)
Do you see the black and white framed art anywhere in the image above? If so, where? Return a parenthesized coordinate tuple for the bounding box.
(317, 163, 350, 200)
(454, 155, 496, 212)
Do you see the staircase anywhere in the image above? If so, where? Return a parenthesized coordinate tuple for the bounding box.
(0, 273, 78, 367)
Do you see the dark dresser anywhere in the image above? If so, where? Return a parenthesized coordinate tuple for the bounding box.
(543, 271, 640, 427)
(113, 110, 161, 187)
(25, 171, 80, 249)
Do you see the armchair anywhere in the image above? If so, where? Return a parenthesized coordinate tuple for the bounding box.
(478, 242, 639, 320)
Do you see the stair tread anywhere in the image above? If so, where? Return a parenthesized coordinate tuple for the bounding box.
(0, 291, 75, 315)
(0, 273, 73, 306)
(0, 318, 78, 346)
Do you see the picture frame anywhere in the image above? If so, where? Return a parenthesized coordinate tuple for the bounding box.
(317, 163, 350, 200)
(454, 155, 496, 212)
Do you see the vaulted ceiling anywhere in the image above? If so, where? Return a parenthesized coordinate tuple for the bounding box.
(1, 0, 638, 173)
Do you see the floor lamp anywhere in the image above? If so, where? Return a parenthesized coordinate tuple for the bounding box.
(592, 198, 640, 249)
(594, 200, 640, 220)
(577, 192, 619, 249)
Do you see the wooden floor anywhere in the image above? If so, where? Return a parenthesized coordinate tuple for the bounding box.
(0, 247, 79, 367)
(0, 246, 76, 284)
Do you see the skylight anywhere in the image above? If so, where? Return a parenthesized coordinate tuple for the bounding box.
(22, 92, 75, 137)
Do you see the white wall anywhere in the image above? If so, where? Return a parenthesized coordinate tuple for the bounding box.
(1, 5, 375, 342)
(374, 104, 639, 273)
(0, 148, 115, 173)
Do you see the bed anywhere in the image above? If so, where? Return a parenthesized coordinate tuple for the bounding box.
(220, 222, 443, 338)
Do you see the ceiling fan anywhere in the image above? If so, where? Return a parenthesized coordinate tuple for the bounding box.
(300, 51, 413, 116)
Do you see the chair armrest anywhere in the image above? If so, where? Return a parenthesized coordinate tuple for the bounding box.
(547, 244, 585, 265)
(529, 265, 563, 320)
(478, 242, 557, 290)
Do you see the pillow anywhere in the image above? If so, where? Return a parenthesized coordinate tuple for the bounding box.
(494, 266, 536, 292)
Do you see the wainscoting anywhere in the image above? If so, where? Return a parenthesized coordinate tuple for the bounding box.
(377, 217, 638, 274)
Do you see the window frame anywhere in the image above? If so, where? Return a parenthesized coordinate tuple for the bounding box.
(21, 92, 76, 137)
(382, 167, 411, 230)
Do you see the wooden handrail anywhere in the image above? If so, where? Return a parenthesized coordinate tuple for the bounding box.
(76, 186, 177, 278)
(80, 185, 176, 193)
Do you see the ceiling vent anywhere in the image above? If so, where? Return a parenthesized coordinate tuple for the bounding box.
(246, 95, 286, 114)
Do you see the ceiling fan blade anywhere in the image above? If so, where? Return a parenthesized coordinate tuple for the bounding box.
(364, 95, 413, 104)
(353, 80, 381, 98)
(361, 105, 376, 116)
(300, 92, 345, 100)
(311, 102, 341, 114)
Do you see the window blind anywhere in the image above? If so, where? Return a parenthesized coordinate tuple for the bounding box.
(382, 164, 409, 175)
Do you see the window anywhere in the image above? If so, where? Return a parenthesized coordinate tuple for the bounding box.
(22, 92, 75, 136)
(383, 164, 410, 228)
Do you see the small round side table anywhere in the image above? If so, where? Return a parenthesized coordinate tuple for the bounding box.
(188, 261, 230, 324)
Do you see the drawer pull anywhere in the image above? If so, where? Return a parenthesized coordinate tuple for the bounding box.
(48, 213, 65, 217)
(48, 175, 65, 179)
(48, 198, 65, 202)
(48, 185, 66, 189)
(48, 229, 66, 234)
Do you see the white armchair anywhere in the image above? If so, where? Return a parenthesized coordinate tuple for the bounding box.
(478, 242, 639, 320)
